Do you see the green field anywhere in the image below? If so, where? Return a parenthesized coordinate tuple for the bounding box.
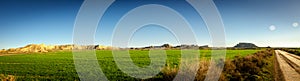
(0, 50, 259, 80)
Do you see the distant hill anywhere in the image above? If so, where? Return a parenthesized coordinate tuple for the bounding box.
(0, 44, 116, 54)
(132, 44, 209, 50)
(234, 42, 258, 48)
(0, 43, 212, 54)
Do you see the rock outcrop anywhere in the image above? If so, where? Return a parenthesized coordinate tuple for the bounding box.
(95, 45, 113, 50)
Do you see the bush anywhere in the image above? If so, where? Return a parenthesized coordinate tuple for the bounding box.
(220, 49, 274, 81)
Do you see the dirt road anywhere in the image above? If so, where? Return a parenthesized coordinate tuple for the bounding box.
(275, 50, 300, 81)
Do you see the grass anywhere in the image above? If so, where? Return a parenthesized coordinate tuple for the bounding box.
(156, 49, 274, 81)
(0, 50, 259, 80)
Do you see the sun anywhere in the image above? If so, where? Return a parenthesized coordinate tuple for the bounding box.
(269, 25, 276, 31)
(292, 22, 299, 27)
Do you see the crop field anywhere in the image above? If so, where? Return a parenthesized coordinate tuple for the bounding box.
(0, 50, 259, 80)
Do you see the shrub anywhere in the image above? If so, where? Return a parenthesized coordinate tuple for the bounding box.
(220, 49, 274, 81)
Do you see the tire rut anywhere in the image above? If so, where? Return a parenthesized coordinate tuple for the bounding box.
(275, 50, 300, 81)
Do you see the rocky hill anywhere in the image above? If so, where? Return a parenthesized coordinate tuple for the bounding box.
(0, 44, 115, 54)
(234, 42, 258, 48)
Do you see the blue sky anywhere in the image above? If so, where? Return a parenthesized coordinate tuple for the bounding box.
(1, 0, 300, 49)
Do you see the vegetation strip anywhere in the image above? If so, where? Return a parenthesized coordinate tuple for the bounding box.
(220, 49, 275, 81)
(0, 50, 276, 81)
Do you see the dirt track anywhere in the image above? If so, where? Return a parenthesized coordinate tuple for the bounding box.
(275, 50, 300, 81)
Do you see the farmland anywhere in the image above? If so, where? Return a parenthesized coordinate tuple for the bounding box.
(0, 50, 259, 80)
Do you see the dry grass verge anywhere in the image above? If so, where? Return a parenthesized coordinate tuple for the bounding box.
(0, 74, 16, 81)
(161, 59, 210, 81)
(150, 49, 275, 81)
(220, 49, 275, 81)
